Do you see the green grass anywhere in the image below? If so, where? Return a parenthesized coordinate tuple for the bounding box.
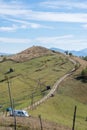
(30, 70, 87, 130)
(0, 54, 87, 130)
(30, 94, 87, 130)
(0, 54, 74, 110)
(58, 75, 87, 104)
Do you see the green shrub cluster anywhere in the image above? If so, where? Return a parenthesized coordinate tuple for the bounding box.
(81, 67, 87, 81)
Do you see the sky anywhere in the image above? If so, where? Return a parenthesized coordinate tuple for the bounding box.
(1, 0, 87, 53)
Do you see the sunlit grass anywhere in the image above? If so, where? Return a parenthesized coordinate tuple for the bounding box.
(30, 94, 87, 130)
(0, 54, 74, 110)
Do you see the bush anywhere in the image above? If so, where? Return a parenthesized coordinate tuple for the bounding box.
(81, 67, 87, 81)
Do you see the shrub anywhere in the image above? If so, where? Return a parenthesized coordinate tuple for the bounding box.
(81, 67, 87, 81)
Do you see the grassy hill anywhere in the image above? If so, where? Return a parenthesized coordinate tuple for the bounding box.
(0, 46, 87, 130)
(30, 56, 87, 130)
(0, 46, 74, 110)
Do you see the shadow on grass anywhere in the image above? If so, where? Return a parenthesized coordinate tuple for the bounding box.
(75, 76, 87, 83)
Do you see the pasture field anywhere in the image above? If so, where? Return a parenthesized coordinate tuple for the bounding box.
(0, 53, 86, 130)
(30, 57, 87, 130)
(30, 91, 87, 130)
(0, 54, 74, 110)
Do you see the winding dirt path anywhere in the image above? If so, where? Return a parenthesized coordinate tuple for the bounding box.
(0, 57, 80, 130)
(25, 57, 77, 110)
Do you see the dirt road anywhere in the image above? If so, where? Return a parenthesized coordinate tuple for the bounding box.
(25, 57, 76, 110)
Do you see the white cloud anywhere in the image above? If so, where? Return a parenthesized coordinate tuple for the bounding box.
(25, 12, 87, 23)
(40, 1, 87, 10)
(33, 35, 87, 50)
(0, 1, 87, 53)
(4, 18, 53, 29)
(0, 35, 73, 45)
(82, 24, 87, 29)
(0, 35, 87, 51)
(0, 24, 17, 32)
(0, 1, 87, 24)
(35, 35, 73, 44)
(0, 37, 31, 44)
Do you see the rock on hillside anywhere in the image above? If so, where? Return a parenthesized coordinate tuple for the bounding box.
(8, 46, 54, 62)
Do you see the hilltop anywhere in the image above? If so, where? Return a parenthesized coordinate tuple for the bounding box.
(8, 46, 54, 62)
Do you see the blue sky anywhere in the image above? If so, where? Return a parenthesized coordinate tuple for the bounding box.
(1, 0, 87, 53)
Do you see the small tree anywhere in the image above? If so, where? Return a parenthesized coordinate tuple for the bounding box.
(81, 67, 87, 81)
(83, 56, 87, 61)
(64, 50, 68, 55)
(69, 52, 72, 56)
(3, 56, 7, 61)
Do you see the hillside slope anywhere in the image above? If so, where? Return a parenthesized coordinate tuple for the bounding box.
(1, 46, 87, 130)
(8, 46, 54, 62)
(30, 56, 87, 130)
(0, 47, 76, 130)
(58, 56, 87, 103)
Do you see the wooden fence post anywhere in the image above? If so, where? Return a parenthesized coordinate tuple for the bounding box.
(72, 105, 77, 130)
(38, 115, 43, 130)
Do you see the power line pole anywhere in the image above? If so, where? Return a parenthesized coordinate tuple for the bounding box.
(6, 77, 13, 114)
(13, 99, 17, 130)
(72, 105, 77, 130)
(5, 76, 16, 130)
(38, 79, 42, 93)
(31, 92, 34, 105)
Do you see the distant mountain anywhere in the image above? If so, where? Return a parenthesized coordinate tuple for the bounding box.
(0, 52, 8, 56)
(50, 48, 87, 57)
(71, 48, 87, 56)
(0, 52, 12, 56)
(50, 48, 65, 53)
